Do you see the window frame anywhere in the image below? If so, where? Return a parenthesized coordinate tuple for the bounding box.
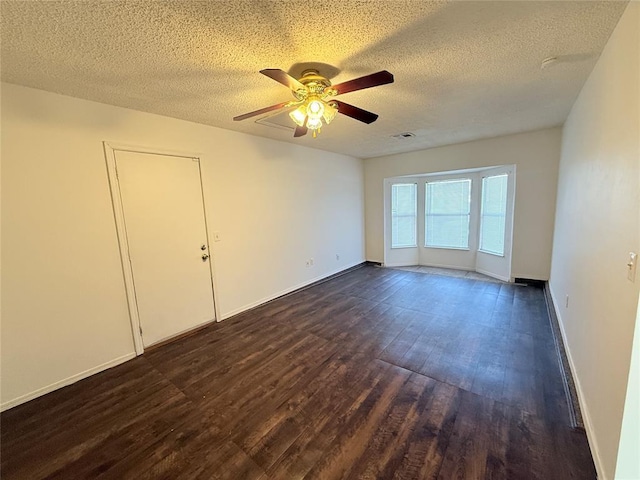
(478, 173, 508, 257)
(424, 178, 472, 251)
(390, 182, 418, 249)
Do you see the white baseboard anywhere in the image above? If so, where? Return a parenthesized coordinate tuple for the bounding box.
(548, 287, 606, 480)
(1, 352, 136, 412)
(475, 267, 510, 282)
(383, 262, 418, 268)
(1, 262, 365, 411)
(220, 259, 365, 320)
(386, 262, 474, 271)
(386, 262, 510, 283)
(422, 262, 475, 271)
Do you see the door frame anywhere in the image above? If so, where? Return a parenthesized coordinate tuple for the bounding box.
(103, 142, 220, 355)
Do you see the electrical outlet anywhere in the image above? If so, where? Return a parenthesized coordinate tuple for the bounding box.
(305, 260, 310, 267)
(628, 252, 637, 282)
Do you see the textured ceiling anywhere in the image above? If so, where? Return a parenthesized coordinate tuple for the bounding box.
(0, 1, 627, 158)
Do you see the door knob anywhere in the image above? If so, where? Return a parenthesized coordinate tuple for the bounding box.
(202, 254, 209, 261)
(201, 244, 207, 251)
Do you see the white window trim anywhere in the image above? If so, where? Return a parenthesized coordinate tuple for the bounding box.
(478, 173, 508, 257)
(424, 178, 472, 250)
(384, 166, 515, 282)
(390, 182, 418, 249)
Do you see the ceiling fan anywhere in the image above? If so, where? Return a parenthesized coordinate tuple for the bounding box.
(233, 68, 394, 138)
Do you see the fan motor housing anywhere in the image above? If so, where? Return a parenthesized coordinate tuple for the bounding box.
(298, 69, 331, 97)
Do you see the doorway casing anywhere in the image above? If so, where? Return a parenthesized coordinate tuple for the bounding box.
(104, 142, 221, 355)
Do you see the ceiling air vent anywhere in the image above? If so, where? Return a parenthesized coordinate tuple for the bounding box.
(392, 132, 415, 139)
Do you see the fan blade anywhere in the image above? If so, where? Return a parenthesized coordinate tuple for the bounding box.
(260, 69, 305, 91)
(334, 100, 379, 124)
(294, 118, 308, 137)
(329, 70, 394, 96)
(233, 101, 292, 121)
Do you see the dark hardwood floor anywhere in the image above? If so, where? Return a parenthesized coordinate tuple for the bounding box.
(1, 265, 596, 479)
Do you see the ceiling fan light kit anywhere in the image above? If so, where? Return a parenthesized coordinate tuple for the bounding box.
(234, 68, 394, 138)
(287, 70, 340, 137)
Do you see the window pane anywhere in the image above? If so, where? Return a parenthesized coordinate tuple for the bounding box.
(392, 216, 417, 247)
(479, 174, 508, 255)
(391, 183, 417, 247)
(425, 179, 471, 249)
(426, 215, 470, 248)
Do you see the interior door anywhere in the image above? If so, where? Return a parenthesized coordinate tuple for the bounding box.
(115, 150, 215, 347)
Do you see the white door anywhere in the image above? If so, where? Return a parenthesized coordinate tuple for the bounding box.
(115, 150, 215, 347)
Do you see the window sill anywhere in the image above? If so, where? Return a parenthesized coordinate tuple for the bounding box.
(424, 246, 470, 251)
(391, 245, 418, 250)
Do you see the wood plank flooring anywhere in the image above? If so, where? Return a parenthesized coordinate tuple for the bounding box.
(1, 265, 596, 479)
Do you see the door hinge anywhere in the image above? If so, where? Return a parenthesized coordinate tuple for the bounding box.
(139, 325, 143, 335)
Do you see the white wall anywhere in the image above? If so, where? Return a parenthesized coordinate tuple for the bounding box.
(365, 128, 561, 280)
(0, 83, 365, 409)
(548, 3, 640, 480)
